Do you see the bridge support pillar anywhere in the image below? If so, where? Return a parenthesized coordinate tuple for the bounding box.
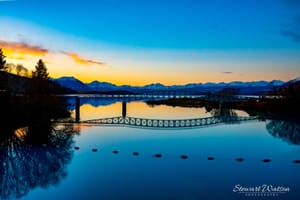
(75, 97, 80, 123)
(122, 101, 127, 118)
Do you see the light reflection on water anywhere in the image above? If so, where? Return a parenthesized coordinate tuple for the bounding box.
(71, 99, 249, 120)
(2, 98, 300, 200)
(23, 120, 300, 200)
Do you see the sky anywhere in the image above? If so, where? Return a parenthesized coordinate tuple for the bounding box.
(0, 0, 300, 85)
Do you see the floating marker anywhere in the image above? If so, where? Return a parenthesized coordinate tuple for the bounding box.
(207, 157, 215, 160)
(133, 152, 139, 156)
(181, 155, 188, 159)
(262, 159, 271, 163)
(235, 158, 244, 162)
(74, 147, 80, 150)
(113, 150, 119, 154)
(154, 154, 162, 158)
(293, 160, 300, 164)
(92, 148, 98, 152)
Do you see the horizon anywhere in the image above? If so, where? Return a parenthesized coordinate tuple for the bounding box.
(1, 0, 300, 85)
(55, 75, 293, 87)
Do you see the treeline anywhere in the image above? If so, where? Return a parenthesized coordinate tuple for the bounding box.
(0, 48, 70, 130)
(147, 85, 300, 119)
(0, 48, 71, 94)
(0, 48, 35, 77)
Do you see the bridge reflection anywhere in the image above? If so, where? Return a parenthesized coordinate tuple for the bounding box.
(73, 99, 258, 129)
(81, 115, 258, 129)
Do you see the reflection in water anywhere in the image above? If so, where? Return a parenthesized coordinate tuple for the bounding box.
(0, 123, 78, 200)
(207, 106, 241, 124)
(209, 107, 238, 118)
(266, 120, 300, 145)
(0, 92, 79, 199)
(67, 97, 119, 110)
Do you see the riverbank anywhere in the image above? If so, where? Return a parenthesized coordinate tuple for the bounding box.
(146, 98, 300, 120)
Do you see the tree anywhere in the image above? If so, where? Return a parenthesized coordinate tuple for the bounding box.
(30, 59, 50, 95)
(0, 48, 6, 72)
(32, 59, 49, 79)
(16, 64, 28, 77)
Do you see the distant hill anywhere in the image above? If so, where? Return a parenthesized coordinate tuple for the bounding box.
(87, 81, 118, 92)
(51, 76, 91, 92)
(52, 76, 286, 95)
(272, 77, 300, 96)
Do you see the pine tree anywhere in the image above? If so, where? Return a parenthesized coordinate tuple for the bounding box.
(32, 59, 49, 79)
(0, 48, 7, 71)
(30, 59, 50, 95)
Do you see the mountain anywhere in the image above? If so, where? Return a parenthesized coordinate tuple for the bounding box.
(51, 76, 91, 92)
(53, 76, 287, 95)
(272, 77, 300, 94)
(143, 83, 167, 90)
(87, 81, 118, 92)
(281, 77, 300, 87)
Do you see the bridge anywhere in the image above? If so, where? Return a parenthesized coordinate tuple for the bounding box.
(65, 93, 269, 104)
(68, 97, 258, 129)
(80, 115, 258, 129)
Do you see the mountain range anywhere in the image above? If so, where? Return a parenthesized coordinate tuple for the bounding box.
(51, 76, 299, 95)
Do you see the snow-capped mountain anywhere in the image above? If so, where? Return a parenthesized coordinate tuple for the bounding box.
(143, 83, 167, 90)
(51, 76, 91, 92)
(87, 81, 118, 91)
(285, 77, 300, 85)
(52, 76, 287, 94)
(275, 76, 300, 88)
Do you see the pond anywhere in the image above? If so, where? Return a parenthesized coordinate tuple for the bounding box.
(1, 97, 300, 200)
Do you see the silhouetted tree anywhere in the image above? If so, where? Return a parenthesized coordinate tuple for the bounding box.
(0, 49, 8, 91)
(32, 59, 49, 79)
(0, 48, 6, 72)
(30, 59, 51, 95)
(16, 64, 28, 76)
(5, 63, 14, 73)
(5, 63, 29, 77)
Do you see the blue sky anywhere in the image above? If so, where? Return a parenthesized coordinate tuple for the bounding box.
(0, 0, 300, 85)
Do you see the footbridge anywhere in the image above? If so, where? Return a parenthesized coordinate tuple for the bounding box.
(69, 97, 258, 129)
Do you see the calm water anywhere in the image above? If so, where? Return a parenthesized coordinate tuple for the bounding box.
(1, 98, 300, 200)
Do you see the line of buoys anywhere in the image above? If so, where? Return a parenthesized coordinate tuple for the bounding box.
(154, 153, 162, 158)
(207, 157, 215, 160)
(262, 159, 271, 163)
(181, 155, 188, 159)
(113, 150, 119, 154)
(73, 147, 300, 164)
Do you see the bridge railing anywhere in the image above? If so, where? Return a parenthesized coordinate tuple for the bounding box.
(81, 115, 258, 129)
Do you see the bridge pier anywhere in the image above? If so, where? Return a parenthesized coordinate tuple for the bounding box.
(75, 97, 80, 123)
(122, 101, 127, 118)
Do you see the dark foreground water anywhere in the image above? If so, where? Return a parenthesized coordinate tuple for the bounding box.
(1, 100, 300, 200)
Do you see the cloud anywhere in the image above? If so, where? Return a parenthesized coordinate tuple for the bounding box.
(222, 71, 233, 74)
(280, 29, 300, 42)
(62, 51, 105, 66)
(280, 15, 300, 42)
(0, 39, 49, 57)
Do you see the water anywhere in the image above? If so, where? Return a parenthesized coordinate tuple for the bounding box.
(1, 98, 300, 200)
